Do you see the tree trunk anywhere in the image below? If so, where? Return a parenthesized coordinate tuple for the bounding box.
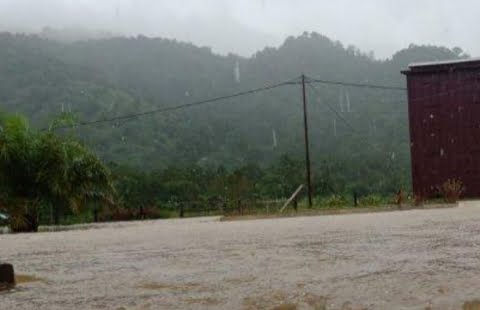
(93, 207, 98, 223)
(23, 202, 39, 232)
(54, 204, 60, 225)
(26, 211, 39, 232)
(179, 204, 184, 218)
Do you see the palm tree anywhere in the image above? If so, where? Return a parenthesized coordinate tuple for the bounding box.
(0, 113, 114, 232)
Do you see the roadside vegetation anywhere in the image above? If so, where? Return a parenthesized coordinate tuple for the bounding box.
(0, 111, 464, 232)
(0, 33, 468, 232)
(0, 113, 113, 232)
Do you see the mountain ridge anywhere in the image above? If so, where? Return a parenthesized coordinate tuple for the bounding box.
(0, 31, 466, 193)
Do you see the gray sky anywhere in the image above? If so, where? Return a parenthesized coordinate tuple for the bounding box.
(0, 0, 479, 59)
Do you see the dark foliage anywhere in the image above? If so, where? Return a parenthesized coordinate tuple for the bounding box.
(0, 31, 467, 213)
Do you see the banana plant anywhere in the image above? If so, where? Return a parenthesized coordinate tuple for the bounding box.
(0, 113, 114, 232)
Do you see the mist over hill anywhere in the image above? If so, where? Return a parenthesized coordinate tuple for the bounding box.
(0, 31, 467, 193)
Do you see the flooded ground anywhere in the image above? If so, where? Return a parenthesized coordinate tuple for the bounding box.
(2, 203, 480, 309)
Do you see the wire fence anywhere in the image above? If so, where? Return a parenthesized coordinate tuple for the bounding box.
(174, 198, 288, 218)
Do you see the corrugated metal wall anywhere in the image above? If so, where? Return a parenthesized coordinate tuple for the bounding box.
(405, 62, 480, 198)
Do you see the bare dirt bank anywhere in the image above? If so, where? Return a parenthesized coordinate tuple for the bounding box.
(2, 203, 480, 309)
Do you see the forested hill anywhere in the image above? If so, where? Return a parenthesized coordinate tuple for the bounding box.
(0, 31, 467, 192)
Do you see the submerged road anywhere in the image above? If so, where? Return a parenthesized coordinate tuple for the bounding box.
(2, 203, 480, 309)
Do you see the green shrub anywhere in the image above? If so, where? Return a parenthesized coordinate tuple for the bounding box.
(438, 179, 464, 203)
(316, 195, 350, 208)
(359, 195, 385, 207)
(142, 207, 176, 219)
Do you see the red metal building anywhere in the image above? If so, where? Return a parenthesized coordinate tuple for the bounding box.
(403, 58, 480, 198)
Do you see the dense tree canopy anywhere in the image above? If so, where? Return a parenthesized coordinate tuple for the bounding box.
(0, 31, 467, 207)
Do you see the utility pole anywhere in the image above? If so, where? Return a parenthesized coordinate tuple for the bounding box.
(301, 74, 313, 207)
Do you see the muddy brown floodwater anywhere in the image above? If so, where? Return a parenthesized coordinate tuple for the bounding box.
(2, 203, 480, 310)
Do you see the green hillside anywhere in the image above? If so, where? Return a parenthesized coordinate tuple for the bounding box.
(0, 31, 467, 195)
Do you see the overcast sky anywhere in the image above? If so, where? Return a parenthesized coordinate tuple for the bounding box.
(0, 0, 479, 59)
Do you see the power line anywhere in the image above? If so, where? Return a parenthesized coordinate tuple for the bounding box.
(47, 76, 301, 131)
(35, 74, 480, 132)
(307, 82, 386, 153)
(306, 82, 356, 132)
(43, 76, 408, 132)
(307, 74, 480, 104)
(306, 76, 407, 91)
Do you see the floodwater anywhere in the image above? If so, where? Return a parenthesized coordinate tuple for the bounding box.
(2, 203, 480, 309)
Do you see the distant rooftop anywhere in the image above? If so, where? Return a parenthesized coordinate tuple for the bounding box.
(402, 57, 480, 74)
(409, 57, 480, 68)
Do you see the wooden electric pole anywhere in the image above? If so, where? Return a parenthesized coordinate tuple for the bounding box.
(301, 74, 313, 207)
